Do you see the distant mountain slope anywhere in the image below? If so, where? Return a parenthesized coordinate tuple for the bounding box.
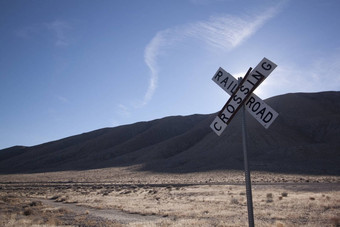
(0, 91, 339, 175)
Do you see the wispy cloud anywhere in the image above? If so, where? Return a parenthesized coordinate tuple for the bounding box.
(15, 25, 39, 39)
(143, 32, 164, 106)
(143, 5, 280, 106)
(257, 53, 340, 99)
(45, 20, 71, 47)
(187, 9, 278, 50)
(15, 20, 71, 47)
(116, 104, 131, 117)
(55, 95, 70, 104)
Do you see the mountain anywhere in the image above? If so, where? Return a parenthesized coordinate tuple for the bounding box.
(0, 91, 339, 175)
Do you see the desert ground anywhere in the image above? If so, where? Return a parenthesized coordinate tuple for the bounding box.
(0, 165, 339, 227)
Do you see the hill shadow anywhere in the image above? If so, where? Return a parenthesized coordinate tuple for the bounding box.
(0, 92, 339, 176)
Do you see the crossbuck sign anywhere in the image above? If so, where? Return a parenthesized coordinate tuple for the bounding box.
(209, 57, 278, 227)
(210, 58, 278, 136)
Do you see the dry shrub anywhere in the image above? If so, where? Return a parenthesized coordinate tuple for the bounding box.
(230, 198, 239, 205)
(45, 217, 60, 226)
(1, 195, 19, 205)
(281, 192, 288, 197)
(23, 208, 33, 216)
(50, 195, 59, 200)
(330, 217, 340, 227)
(57, 207, 69, 214)
(56, 197, 66, 202)
(1, 196, 10, 203)
(266, 193, 273, 203)
(29, 201, 42, 207)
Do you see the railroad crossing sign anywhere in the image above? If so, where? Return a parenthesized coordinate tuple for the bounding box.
(209, 57, 278, 227)
(210, 57, 278, 136)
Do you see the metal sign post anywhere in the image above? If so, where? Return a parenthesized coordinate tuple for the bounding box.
(239, 77, 254, 227)
(210, 58, 278, 227)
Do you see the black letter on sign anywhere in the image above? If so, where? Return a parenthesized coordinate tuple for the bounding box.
(232, 94, 242, 104)
(240, 85, 250, 95)
(214, 122, 222, 131)
(219, 113, 229, 124)
(220, 77, 229, 87)
(214, 71, 223, 81)
(227, 81, 234, 90)
(256, 107, 266, 119)
(263, 112, 273, 123)
(230, 83, 238, 93)
(262, 62, 272, 71)
(226, 104, 235, 114)
(246, 96, 256, 108)
(252, 102, 260, 112)
(252, 70, 264, 82)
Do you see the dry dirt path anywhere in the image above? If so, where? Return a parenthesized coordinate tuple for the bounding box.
(38, 198, 165, 224)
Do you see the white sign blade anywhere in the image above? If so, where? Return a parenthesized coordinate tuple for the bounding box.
(210, 58, 278, 135)
(211, 58, 278, 129)
(217, 67, 262, 127)
(252, 57, 277, 80)
(212, 67, 238, 96)
(244, 93, 279, 129)
(212, 57, 277, 96)
(210, 116, 228, 136)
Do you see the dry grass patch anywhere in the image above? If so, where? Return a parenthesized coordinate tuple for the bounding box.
(1, 168, 339, 226)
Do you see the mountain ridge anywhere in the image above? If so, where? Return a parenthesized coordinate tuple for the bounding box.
(1, 91, 339, 175)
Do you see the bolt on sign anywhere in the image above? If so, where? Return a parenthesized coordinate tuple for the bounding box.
(210, 58, 278, 136)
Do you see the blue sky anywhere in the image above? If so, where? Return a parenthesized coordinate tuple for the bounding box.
(1, 0, 340, 149)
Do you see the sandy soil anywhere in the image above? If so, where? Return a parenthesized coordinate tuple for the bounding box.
(0, 166, 339, 226)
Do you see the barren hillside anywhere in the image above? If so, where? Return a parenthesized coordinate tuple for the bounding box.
(0, 91, 339, 174)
